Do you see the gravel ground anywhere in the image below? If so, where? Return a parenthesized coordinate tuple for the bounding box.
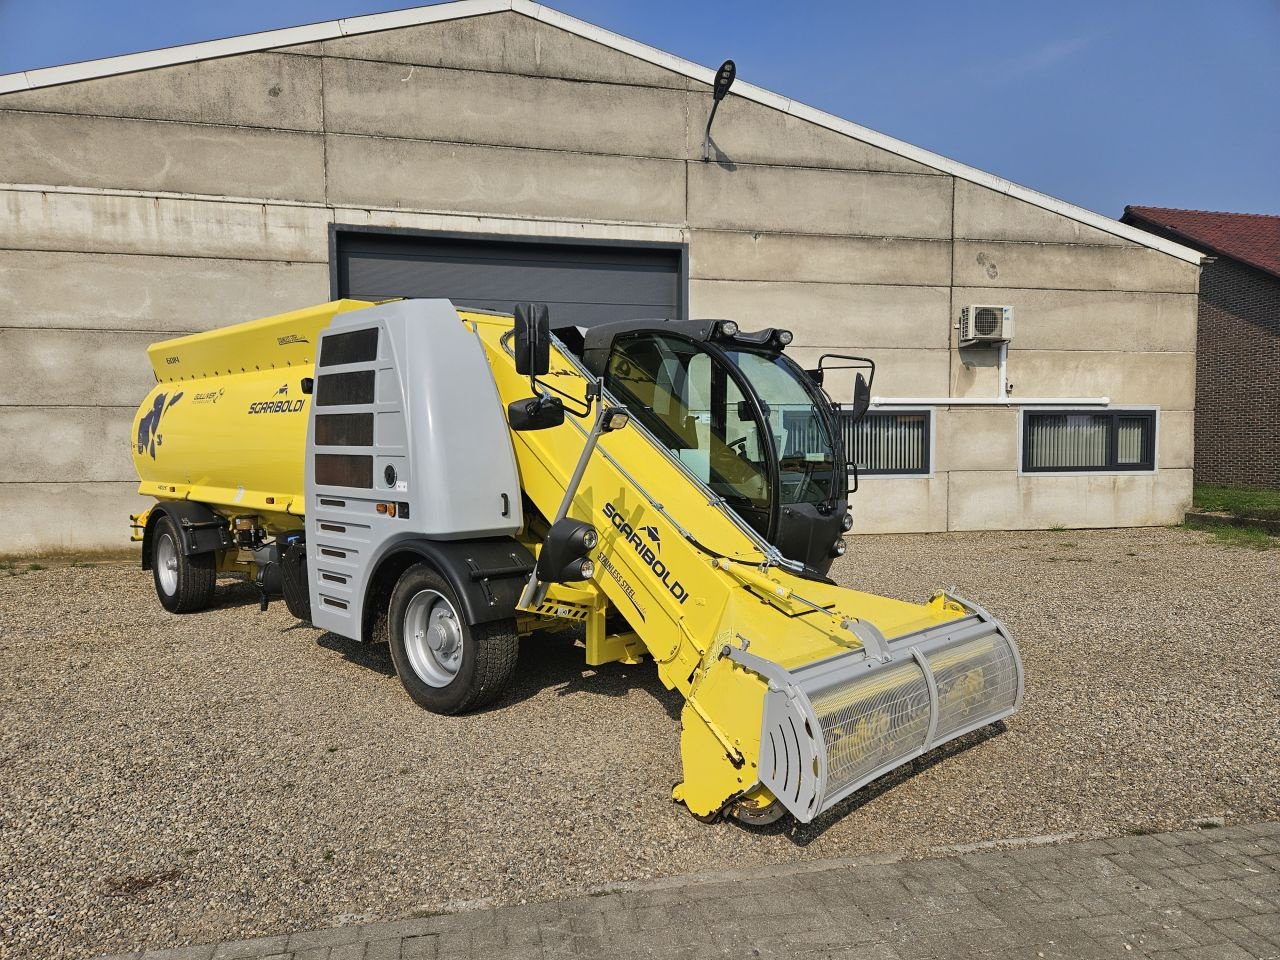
(2, 526, 1277, 959)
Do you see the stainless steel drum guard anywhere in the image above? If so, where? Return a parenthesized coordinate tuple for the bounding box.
(726, 593, 1024, 823)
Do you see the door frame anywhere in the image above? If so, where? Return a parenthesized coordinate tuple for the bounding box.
(329, 223, 690, 322)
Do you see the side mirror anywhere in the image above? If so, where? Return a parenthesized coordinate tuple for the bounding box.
(513, 302, 551, 376)
(850, 373, 871, 421)
(508, 396, 565, 431)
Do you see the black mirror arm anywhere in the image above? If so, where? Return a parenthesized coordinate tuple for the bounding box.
(816, 353, 876, 391)
(530, 373, 596, 420)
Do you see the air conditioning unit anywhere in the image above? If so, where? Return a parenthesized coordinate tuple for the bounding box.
(958, 305, 1014, 347)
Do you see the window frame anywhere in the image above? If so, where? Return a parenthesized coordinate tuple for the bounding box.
(839, 406, 935, 479)
(1019, 407, 1159, 475)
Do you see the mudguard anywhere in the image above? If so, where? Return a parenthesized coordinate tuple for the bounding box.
(141, 501, 234, 567)
(367, 537, 534, 626)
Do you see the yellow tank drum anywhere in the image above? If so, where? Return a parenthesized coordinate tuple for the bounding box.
(131, 300, 377, 530)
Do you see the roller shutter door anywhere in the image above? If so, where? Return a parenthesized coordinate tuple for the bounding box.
(335, 232, 683, 327)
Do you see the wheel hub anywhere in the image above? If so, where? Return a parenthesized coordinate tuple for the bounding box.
(155, 532, 179, 596)
(403, 589, 464, 687)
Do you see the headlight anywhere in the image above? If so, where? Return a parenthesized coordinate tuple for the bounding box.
(831, 539, 847, 557)
(577, 558, 595, 579)
(718, 320, 739, 337)
(582, 528, 599, 550)
(841, 513, 853, 532)
(602, 406, 630, 432)
(776, 329, 794, 346)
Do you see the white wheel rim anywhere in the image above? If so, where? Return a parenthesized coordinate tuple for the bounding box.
(156, 532, 179, 596)
(403, 589, 464, 687)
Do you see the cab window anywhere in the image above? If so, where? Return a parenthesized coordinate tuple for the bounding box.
(604, 334, 772, 527)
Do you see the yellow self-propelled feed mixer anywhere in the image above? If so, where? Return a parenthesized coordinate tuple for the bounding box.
(131, 298, 1023, 824)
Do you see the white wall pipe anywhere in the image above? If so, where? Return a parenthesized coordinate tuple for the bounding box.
(870, 397, 1111, 407)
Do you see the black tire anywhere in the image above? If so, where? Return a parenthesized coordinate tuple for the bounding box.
(280, 542, 312, 621)
(151, 514, 216, 614)
(387, 564, 518, 715)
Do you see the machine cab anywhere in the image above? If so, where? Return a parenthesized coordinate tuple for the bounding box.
(576, 319, 850, 577)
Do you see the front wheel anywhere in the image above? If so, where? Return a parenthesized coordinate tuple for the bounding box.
(151, 515, 216, 613)
(387, 564, 518, 714)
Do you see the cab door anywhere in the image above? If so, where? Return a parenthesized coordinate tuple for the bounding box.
(603, 332, 775, 542)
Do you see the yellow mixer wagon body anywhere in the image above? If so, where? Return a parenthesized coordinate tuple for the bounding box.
(130, 298, 1022, 824)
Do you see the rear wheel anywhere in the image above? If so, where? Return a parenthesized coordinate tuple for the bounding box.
(151, 515, 216, 613)
(388, 564, 518, 714)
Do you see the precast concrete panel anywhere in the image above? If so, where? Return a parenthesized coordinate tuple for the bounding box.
(947, 470, 1192, 530)
(324, 134, 686, 223)
(850, 477, 949, 534)
(0, 190, 332, 262)
(0, 482, 151, 552)
(689, 279, 951, 350)
(685, 92, 937, 175)
(289, 12, 691, 90)
(953, 240, 1200, 294)
(0, 251, 328, 332)
(0, 329, 159, 407)
(0, 111, 325, 202)
(954, 180, 1128, 246)
(0, 406, 137, 483)
(991, 351, 1196, 411)
(934, 408, 1021, 473)
(321, 58, 687, 159)
(688, 164, 953, 238)
(785, 346, 953, 402)
(950, 287, 1198, 353)
(0, 52, 323, 131)
(1157, 411, 1195, 470)
(690, 231, 951, 287)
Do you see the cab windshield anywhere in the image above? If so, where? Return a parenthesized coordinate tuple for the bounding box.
(721, 348, 839, 507)
(603, 332, 839, 541)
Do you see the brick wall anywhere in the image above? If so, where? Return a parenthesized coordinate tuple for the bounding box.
(1195, 257, 1280, 488)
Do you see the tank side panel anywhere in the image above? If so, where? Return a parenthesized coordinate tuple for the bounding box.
(130, 299, 378, 528)
(131, 368, 313, 527)
(144, 299, 374, 382)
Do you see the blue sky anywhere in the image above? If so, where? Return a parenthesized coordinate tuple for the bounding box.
(2, 0, 1277, 218)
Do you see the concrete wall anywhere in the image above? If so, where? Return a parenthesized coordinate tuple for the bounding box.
(0, 11, 1200, 551)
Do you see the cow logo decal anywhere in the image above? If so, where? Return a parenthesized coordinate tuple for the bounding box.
(136, 391, 183, 459)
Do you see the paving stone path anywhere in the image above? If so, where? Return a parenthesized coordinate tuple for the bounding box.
(101, 823, 1280, 960)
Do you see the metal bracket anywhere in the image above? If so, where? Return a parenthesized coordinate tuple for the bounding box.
(841, 617, 892, 662)
(517, 399, 612, 611)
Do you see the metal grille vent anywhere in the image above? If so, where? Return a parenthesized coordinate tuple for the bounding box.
(974, 308, 1002, 336)
(926, 634, 1020, 743)
(810, 661, 931, 798)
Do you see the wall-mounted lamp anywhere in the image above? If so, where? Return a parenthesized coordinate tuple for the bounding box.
(701, 59, 736, 162)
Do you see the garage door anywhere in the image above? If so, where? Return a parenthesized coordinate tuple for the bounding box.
(335, 232, 684, 327)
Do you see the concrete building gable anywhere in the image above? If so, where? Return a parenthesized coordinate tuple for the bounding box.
(280, 11, 692, 91)
(0, 1, 1204, 263)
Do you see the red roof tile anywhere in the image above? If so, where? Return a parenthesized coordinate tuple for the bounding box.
(1122, 206, 1280, 279)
